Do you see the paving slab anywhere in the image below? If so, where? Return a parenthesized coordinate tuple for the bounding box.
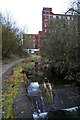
(14, 82, 33, 119)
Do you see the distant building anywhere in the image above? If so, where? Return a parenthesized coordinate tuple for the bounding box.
(23, 34, 39, 53)
(38, 31, 44, 53)
(23, 7, 74, 54)
(42, 7, 73, 33)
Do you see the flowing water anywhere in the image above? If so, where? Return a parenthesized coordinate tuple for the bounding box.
(27, 58, 80, 119)
(28, 82, 80, 119)
(28, 82, 48, 119)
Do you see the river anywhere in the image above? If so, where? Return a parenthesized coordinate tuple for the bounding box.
(27, 81, 80, 119)
(25, 58, 80, 119)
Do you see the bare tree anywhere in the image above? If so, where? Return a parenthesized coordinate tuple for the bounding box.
(41, 15, 78, 81)
(1, 12, 26, 59)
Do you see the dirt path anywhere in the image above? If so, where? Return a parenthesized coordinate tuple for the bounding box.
(2, 59, 25, 84)
(2, 58, 33, 119)
(2, 59, 25, 74)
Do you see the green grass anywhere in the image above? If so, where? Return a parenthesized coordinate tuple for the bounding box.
(40, 85, 53, 104)
(2, 57, 20, 64)
(36, 71, 44, 77)
(2, 64, 23, 118)
(25, 62, 35, 70)
(2, 59, 13, 64)
(43, 91, 53, 104)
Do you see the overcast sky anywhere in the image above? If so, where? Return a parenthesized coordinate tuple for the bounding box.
(0, 0, 70, 34)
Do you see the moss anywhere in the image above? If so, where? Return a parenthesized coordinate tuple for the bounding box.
(2, 64, 23, 118)
(28, 74, 32, 78)
(36, 71, 44, 77)
(43, 91, 53, 104)
(30, 54, 42, 62)
(40, 85, 53, 104)
(25, 62, 35, 70)
(44, 58, 49, 64)
(2, 86, 17, 118)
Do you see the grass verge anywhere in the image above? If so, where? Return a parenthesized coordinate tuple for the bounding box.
(2, 63, 23, 119)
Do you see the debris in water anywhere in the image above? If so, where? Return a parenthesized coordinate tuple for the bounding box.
(62, 106, 80, 111)
(33, 112, 48, 119)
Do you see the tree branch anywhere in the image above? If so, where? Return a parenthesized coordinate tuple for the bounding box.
(65, 8, 80, 15)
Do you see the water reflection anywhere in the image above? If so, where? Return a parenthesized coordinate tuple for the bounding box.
(28, 82, 80, 119)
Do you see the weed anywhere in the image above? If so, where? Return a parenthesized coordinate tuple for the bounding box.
(25, 62, 35, 70)
(2, 64, 23, 118)
(36, 71, 44, 77)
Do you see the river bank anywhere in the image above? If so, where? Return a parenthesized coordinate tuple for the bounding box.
(2, 55, 80, 119)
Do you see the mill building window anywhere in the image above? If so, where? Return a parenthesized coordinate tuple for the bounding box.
(67, 16, 70, 20)
(72, 17, 74, 20)
(33, 40, 35, 49)
(29, 35, 31, 38)
(53, 16, 56, 19)
(63, 16, 65, 19)
(59, 16, 61, 19)
(45, 24, 46, 27)
(68, 22, 70, 25)
(48, 21, 50, 24)
(43, 11, 45, 14)
(45, 15, 47, 19)
(48, 15, 50, 19)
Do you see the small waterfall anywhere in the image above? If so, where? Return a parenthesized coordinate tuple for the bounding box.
(28, 82, 48, 119)
(36, 101, 41, 113)
(41, 96, 45, 112)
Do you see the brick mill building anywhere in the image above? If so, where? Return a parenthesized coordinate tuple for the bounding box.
(23, 34, 38, 53)
(23, 7, 74, 54)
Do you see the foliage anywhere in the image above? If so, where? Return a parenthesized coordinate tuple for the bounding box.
(22, 55, 42, 71)
(30, 54, 42, 62)
(36, 71, 44, 77)
(44, 58, 49, 64)
(77, 72, 80, 85)
(1, 12, 27, 59)
(41, 15, 79, 81)
(66, 0, 80, 15)
(43, 91, 53, 104)
(25, 62, 35, 70)
(40, 84, 53, 104)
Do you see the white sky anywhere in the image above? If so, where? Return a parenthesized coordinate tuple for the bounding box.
(0, 0, 70, 34)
